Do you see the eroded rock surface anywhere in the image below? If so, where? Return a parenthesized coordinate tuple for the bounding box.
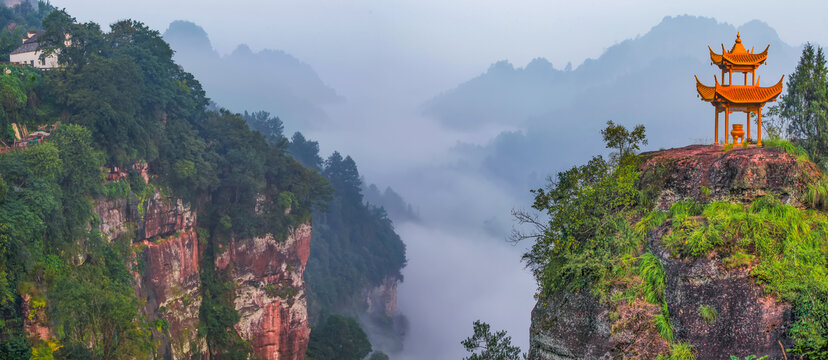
(216, 224, 312, 360)
(639, 145, 819, 209)
(97, 191, 206, 359)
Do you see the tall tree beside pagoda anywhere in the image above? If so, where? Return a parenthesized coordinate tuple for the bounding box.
(772, 44, 828, 166)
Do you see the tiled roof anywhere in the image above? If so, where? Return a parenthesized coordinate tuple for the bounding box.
(10, 31, 44, 55)
(695, 75, 716, 101)
(10, 41, 38, 55)
(716, 77, 784, 104)
(708, 33, 770, 67)
(695, 76, 784, 104)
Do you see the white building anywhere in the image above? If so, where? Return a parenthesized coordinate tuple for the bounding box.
(9, 31, 60, 69)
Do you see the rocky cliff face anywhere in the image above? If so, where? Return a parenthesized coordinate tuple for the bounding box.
(361, 275, 407, 353)
(215, 224, 312, 360)
(92, 187, 312, 359)
(528, 145, 819, 359)
(96, 191, 206, 359)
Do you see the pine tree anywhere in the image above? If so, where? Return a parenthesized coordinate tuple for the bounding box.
(461, 320, 523, 360)
(773, 43, 828, 166)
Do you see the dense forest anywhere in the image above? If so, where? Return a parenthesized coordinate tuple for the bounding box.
(0, 3, 369, 359)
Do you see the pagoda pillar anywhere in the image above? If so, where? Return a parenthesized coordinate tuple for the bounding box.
(724, 108, 730, 145)
(758, 108, 762, 146)
(744, 72, 748, 85)
(714, 109, 719, 145)
(752, 71, 756, 85)
(729, 68, 733, 85)
(746, 111, 751, 143)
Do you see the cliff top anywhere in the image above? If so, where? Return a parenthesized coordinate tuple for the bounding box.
(638, 144, 821, 209)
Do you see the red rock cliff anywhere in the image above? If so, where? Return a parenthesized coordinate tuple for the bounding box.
(94, 184, 314, 360)
(216, 223, 312, 360)
(95, 191, 206, 359)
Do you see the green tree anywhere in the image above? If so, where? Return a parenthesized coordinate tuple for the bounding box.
(243, 110, 287, 150)
(306, 315, 372, 360)
(289, 132, 323, 171)
(368, 351, 390, 360)
(601, 120, 647, 164)
(50, 124, 103, 243)
(769, 43, 828, 167)
(461, 320, 522, 360)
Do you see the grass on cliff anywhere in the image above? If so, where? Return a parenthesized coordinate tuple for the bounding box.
(663, 197, 828, 357)
(763, 137, 810, 162)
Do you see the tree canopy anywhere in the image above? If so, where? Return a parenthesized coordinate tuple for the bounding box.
(461, 320, 523, 360)
(769, 43, 828, 167)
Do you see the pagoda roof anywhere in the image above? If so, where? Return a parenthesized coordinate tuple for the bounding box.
(708, 33, 769, 67)
(695, 75, 784, 104)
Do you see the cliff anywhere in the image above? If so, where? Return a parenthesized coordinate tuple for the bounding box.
(528, 145, 825, 359)
(215, 224, 312, 360)
(92, 186, 312, 360)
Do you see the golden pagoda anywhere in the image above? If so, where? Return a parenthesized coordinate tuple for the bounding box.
(695, 33, 784, 146)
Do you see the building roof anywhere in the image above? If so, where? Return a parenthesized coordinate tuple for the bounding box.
(695, 75, 784, 104)
(708, 33, 769, 67)
(10, 31, 44, 55)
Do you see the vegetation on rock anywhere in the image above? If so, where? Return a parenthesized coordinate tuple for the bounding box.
(521, 118, 828, 358)
(0, 6, 331, 359)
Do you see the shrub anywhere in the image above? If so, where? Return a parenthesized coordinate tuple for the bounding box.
(659, 343, 695, 360)
(698, 305, 718, 324)
(639, 252, 665, 304)
(654, 303, 674, 344)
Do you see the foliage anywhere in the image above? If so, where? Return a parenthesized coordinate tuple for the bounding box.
(807, 176, 828, 211)
(305, 149, 406, 322)
(30, 339, 61, 360)
(461, 320, 523, 360)
(660, 196, 828, 356)
(368, 351, 390, 360)
(601, 121, 648, 164)
(656, 343, 695, 360)
(654, 303, 674, 343)
(242, 110, 287, 151)
(639, 252, 665, 304)
(766, 43, 828, 167)
(0, 1, 54, 59)
(0, 7, 334, 359)
(306, 315, 372, 360)
(763, 136, 810, 162)
(698, 305, 718, 324)
(524, 155, 644, 297)
(730, 355, 768, 360)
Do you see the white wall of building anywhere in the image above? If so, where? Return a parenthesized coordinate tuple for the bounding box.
(9, 50, 59, 69)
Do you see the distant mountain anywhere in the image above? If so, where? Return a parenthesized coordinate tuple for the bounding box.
(163, 20, 341, 130)
(428, 16, 804, 191)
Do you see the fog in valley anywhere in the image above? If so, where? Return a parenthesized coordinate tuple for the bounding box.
(50, 0, 828, 358)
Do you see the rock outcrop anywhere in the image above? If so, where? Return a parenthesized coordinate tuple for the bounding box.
(528, 145, 817, 360)
(638, 144, 819, 209)
(215, 224, 312, 360)
(96, 191, 206, 359)
(364, 275, 399, 319)
(650, 225, 792, 359)
(361, 275, 407, 353)
(91, 187, 313, 359)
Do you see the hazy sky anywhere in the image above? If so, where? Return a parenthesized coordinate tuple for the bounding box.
(51, 0, 828, 101)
